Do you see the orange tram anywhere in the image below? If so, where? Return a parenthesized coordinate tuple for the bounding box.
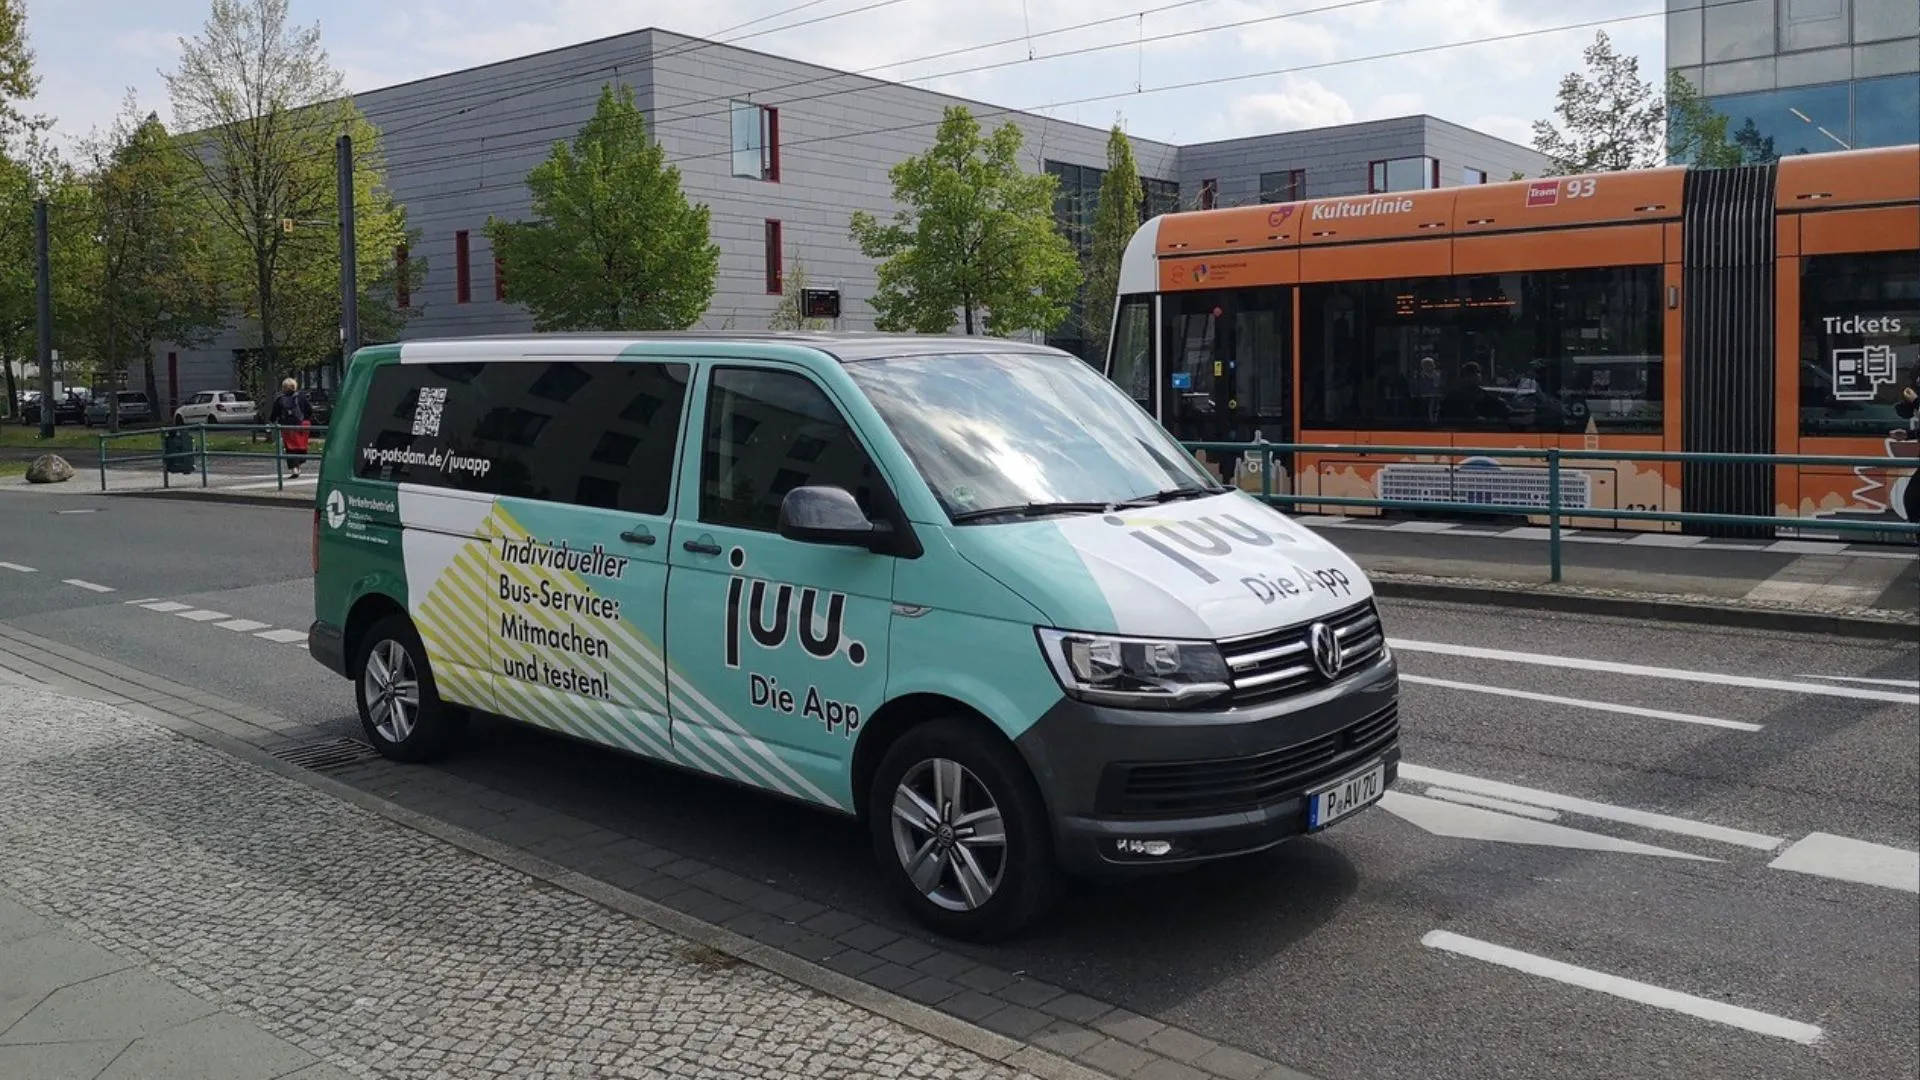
(1102, 145, 1920, 539)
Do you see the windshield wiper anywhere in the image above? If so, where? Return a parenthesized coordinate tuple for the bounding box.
(1142, 485, 1226, 503)
(951, 501, 1123, 523)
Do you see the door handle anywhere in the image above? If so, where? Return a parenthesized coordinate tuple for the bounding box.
(619, 527, 656, 546)
(683, 539, 722, 556)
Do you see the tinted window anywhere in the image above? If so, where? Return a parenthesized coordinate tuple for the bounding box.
(1798, 250, 1920, 438)
(699, 368, 880, 531)
(353, 360, 689, 514)
(1301, 268, 1664, 434)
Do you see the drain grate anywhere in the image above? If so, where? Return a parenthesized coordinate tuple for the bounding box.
(270, 737, 381, 771)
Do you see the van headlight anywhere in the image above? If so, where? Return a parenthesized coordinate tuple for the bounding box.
(1035, 628, 1232, 709)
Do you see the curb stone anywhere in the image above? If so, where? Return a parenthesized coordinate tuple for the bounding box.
(1370, 572, 1919, 642)
(115, 488, 312, 509)
(0, 624, 1324, 1080)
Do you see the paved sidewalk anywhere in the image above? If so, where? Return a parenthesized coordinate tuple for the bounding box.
(1, 886, 347, 1080)
(0, 673, 1053, 1080)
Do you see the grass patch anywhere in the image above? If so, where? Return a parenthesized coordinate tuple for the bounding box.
(0, 460, 25, 477)
(2, 424, 326, 461)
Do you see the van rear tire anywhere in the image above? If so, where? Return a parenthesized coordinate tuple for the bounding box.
(868, 718, 1059, 942)
(353, 614, 466, 763)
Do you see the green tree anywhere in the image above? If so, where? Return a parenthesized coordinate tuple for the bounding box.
(275, 110, 420, 377)
(1081, 123, 1141, 363)
(77, 95, 224, 426)
(485, 83, 718, 332)
(0, 0, 35, 136)
(850, 107, 1080, 336)
(0, 139, 98, 416)
(1531, 31, 1667, 173)
(1665, 72, 1743, 167)
(1531, 31, 1741, 174)
(166, 0, 416, 398)
(768, 245, 833, 331)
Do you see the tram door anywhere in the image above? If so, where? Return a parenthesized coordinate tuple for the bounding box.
(1160, 287, 1294, 494)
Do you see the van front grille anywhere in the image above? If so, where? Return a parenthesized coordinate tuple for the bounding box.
(1219, 600, 1385, 706)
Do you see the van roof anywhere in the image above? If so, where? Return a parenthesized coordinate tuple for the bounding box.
(383, 331, 1066, 364)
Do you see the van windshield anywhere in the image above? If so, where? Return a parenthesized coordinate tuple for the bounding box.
(845, 350, 1224, 523)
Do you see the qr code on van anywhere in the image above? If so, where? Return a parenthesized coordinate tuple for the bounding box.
(411, 387, 447, 437)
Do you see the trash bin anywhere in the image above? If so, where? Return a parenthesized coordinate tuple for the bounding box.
(163, 429, 196, 475)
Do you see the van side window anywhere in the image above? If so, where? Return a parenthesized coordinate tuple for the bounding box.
(700, 368, 877, 532)
(354, 360, 689, 516)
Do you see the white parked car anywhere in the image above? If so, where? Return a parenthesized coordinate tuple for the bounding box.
(174, 390, 259, 426)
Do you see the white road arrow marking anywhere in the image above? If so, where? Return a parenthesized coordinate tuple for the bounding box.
(1769, 833, 1920, 894)
(1399, 764, 1785, 851)
(1379, 792, 1718, 861)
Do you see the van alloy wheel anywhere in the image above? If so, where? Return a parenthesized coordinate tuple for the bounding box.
(889, 757, 1007, 912)
(361, 638, 420, 743)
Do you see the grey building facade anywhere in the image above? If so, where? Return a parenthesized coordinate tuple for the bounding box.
(153, 28, 1543, 408)
(1667, 0, 1919, 160)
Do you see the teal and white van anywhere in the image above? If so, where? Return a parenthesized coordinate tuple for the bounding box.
(309, 333, 1400, 939)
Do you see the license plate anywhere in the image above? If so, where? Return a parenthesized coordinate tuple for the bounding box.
(1307, 759, 1386, 830)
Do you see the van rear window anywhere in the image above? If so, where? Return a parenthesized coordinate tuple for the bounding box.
(353, 360, 690, 515)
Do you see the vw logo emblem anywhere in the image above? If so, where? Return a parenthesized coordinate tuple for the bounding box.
(1308, 622, 1343, 680)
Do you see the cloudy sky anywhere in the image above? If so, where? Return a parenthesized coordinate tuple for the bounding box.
(22, 0, 1665, 152)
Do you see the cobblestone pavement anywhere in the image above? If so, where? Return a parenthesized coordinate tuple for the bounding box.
(0, 677, 1044, 1080)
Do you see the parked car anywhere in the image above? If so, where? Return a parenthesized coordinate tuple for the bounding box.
(85, 391, 155, 427)
(19, 391, 88, 426)
(304, 387, 333, 428)
(174, 390, 259, 426)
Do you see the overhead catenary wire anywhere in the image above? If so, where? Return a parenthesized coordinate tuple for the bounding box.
(49, 0, 1709, 228)
(330, 2, 1694, 209)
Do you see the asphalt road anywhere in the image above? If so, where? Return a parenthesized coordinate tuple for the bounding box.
(2, 490, 1917, 1080)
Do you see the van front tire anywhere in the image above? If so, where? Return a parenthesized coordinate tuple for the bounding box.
(868, 718, 1059, 942)
(354, 614, 465, 763)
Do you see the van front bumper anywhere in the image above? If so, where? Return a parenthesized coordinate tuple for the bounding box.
(1012, 653, 1400, 876)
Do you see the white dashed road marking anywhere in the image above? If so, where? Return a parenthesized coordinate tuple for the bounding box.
(139, 601, 192, 613)
(62, 579, 115, 593)
(216, 619, 273, 633)
(0, 561, 36, 572)
(255, 629, 307, 644)
(1421, 930, 1825, 1046)
(175, 609, 231, 622)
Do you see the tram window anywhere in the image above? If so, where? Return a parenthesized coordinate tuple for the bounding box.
(1110, 296, 1154, 410)
(1300, 266, 1664, 434)
(1798, 251, 1920, 439)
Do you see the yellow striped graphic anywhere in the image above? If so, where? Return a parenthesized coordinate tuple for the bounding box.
(406, 502, 845, 810)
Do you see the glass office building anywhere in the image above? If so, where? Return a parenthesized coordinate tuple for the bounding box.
(1667, 0, 1919, 161)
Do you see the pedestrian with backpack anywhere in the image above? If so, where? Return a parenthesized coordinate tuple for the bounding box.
(271, 378, 315, 479)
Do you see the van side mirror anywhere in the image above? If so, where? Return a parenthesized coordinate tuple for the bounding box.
(778, 486, 887, 550)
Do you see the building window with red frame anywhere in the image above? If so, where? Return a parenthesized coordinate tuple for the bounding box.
(731, 102, 781, 182)
(764, 220, 784, 294)
(454, 230, 471, 303)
